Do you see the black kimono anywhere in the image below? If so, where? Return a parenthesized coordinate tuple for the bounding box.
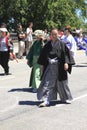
(37, 39, 75, 102)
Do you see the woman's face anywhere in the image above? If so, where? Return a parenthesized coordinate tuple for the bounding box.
(29, 23, 33, 28)
(0, 31, 7, 37)
(18, 25, 22, 31)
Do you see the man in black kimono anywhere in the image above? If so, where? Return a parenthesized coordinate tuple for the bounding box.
(37, 28, 75, 107)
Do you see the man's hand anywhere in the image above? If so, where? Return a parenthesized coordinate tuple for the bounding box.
(27, 60, 29, 65)
(64, 63, 68, 70)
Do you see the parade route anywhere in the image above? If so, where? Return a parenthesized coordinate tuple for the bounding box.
(0, 49, 87, 130)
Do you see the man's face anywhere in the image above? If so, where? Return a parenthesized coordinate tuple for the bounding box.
(64, 30, 69, 36)
(51, 29, 59, 42)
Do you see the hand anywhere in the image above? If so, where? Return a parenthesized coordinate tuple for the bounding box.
(41, 66, 44, 72)
(64, 63, 68, 70)
(27, 60, 29, 65)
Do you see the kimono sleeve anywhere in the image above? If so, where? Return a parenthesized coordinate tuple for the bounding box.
(26, 43, 34, 67)
(38, 45, 48, 66)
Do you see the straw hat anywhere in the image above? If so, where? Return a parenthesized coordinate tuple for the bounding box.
(0, 28, 8, 32)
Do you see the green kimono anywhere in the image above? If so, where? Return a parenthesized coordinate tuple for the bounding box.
(26, 40, 43, 89)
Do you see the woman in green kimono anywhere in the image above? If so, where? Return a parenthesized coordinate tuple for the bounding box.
(26, 34, 45, 92)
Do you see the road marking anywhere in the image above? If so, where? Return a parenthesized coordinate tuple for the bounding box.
(0, 94, 87, 112)
(56, 94, 87, 107)
(73, 94, 87, 101)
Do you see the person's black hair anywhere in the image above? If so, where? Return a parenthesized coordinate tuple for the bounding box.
(51, 28, 58, 32)
(65, 28, 72, 34)
(17, 23, 22, 27)
(28, 22, 33, 26)
(1, 23, 7, 27)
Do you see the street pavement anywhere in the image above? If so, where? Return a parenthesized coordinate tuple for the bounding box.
(0, 43, 87, 130)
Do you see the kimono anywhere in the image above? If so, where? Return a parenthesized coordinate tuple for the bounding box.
(26, 40, 44, 89)
(37, 39, 75, 102)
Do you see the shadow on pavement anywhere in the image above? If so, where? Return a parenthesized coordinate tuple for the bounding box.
(0, 73, 12, 76)
(73, 64, 87, 67)
(8, 88, 33, 93)
(81, 62, 87, 64)
(0, 73, 5, 76)
(18, 100, 66, 106)
(19, 101, 41, 106)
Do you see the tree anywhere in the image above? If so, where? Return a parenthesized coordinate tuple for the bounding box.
(26, 0, 87, 30)
(0, 0, 86, 31)
(0, 0, 28, 31)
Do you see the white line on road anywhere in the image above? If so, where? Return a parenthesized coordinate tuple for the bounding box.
(0, 94, 87, 112)
(56, 94, 87, 107)
(73, 94, 87, 101)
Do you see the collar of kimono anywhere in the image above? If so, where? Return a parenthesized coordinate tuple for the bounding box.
(51, 39, 59, 47)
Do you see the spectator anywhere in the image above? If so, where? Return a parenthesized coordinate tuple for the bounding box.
(25, 22, 33, 55)
(63, 28, 77, 57)
(17, 24, 25, 59)
(0, 28, 10, 75)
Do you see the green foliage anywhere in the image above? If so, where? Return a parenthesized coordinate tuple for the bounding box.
(0, 0, 86, 31)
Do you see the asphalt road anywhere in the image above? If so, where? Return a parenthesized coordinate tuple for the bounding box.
(0, 46, 87, 130)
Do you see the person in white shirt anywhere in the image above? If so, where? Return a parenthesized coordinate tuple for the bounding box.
(0, 28, 10, 75)
(17, 24, 25, 59)
(63, 28, 77, 57)
(26, 22, 33, 55)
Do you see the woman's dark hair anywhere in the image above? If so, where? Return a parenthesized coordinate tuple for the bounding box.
(1, 23, 7, 28)
(28, 22, 33, 26)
